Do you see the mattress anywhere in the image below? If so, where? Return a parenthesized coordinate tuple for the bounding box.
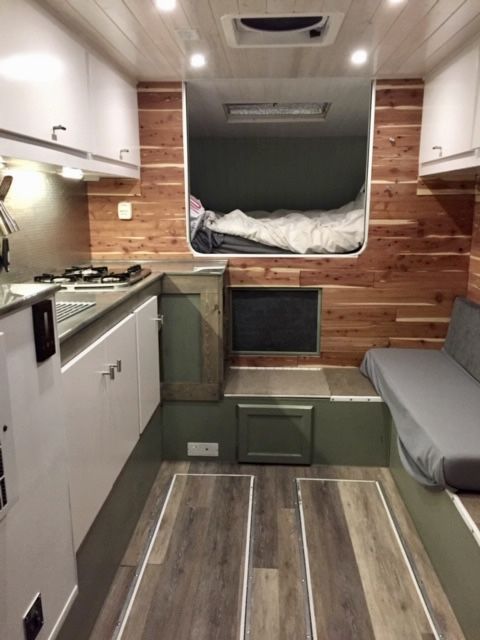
(361, 348, 480, 490)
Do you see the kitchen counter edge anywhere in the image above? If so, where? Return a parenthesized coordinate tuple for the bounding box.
(0, 283, 61, 319)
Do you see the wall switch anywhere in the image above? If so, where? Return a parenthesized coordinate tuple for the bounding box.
(23, 593, 44, 640)
(118, 201, 133, 220)
(187, 442, 219, 457)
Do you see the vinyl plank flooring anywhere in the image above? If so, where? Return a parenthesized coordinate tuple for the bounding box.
(299, 479, 434, 640)
(89, 463, 465, 640)
(119, 474, 252, 640)
(88, 566, 135, 640)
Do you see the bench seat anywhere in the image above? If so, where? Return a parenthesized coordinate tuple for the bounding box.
(361, 347, 480, 490)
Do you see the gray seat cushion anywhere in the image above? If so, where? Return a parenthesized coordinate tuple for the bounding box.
(443, 297, 480, 383)
(361, 348, 480, 490)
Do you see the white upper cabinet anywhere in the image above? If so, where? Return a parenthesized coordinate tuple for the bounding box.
(419, 39, 480, 175)
(0, 0, 90, 152)
(89, 54, 140, 166)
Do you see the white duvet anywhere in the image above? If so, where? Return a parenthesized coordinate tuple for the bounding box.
(203, 203, 365, 254)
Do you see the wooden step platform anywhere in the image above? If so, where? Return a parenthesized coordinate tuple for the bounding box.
(224, 366, 379, 399)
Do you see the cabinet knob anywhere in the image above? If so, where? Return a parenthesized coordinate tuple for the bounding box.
(101, 365, 116, 380)
(52, 124, 67, 141)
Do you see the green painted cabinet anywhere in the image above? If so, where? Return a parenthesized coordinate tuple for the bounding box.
(161, 273, 224, 401)
(237, 403, 313, 464)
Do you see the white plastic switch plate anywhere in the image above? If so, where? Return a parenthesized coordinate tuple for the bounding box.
(187, 442, 219, 457)
(118, 201, 133, 220)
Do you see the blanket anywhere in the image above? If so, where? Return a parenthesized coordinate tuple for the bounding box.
(203, 206, 365, 254)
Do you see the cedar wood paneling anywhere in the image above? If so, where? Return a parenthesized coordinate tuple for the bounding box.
(87, 80, 476, 366)
(468, 189, 480, 303)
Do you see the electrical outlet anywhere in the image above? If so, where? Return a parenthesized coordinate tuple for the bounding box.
(187, 442, 219, 457)
(23, 593, 44, 640)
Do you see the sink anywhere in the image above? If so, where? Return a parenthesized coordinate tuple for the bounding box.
(56, 301, 95, 323)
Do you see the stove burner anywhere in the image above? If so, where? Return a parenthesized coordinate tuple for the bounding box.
(33, 264, 151, 289)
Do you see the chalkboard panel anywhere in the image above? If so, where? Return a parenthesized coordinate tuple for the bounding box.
(231, 288, 320, 353)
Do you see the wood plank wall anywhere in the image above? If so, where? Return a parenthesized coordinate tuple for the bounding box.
(87, 80, 476, 367)
(88, 82, 190, 259)
(468, 188, 480, 303)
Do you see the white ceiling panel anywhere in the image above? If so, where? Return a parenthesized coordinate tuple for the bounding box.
(36, 0, 480, 81)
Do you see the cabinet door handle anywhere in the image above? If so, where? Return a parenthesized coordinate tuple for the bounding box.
(102, 365, 115, 380)
(153, 315, 164, 327)
(113, 359, 122, 373)
(119, 148, 130, 160)
(52, 124, 67, 141)
(432, 145, 443, 156)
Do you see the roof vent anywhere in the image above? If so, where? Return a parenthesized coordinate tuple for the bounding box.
(221, 13, 344, 48)
(224, 102, 332, 123)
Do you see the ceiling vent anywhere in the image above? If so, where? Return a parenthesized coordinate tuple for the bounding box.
(221, 13, 344, 48)
(224, 102, 332, 123)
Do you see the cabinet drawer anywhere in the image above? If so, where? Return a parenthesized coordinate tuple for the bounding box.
(237, 404, 313, 464)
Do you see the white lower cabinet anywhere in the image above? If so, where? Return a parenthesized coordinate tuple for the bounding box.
(62, 314, 139, 550)
(134, 296, 161, 434)
(0, 302, 77, 640)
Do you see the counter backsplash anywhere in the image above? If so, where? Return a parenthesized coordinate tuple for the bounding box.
(0, 169, 91, 284)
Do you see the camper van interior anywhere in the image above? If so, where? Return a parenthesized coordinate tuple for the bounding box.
(1, 1, 480, 639)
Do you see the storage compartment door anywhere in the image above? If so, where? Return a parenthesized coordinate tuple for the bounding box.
(237, 404, 313, 464)
(134, 296, 161, 434)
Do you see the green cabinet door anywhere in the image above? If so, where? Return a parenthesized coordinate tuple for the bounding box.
(161, 274, 224, 401)
(238, 403, 313, 464)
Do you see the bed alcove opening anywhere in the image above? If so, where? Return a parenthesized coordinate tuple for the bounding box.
(185, 78, 373, 257)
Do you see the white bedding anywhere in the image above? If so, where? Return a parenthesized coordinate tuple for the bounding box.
(203, 203, 365, 254)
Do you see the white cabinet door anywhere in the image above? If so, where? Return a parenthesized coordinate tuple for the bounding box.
(1, 304, 77, 639)
(135, 296, 161, 434)
(0, 0, 90, 152)
(420, 41, 480, 163)
(0, 332, 17, 521)
(88, 54, 140, 166)
(62, 332, 111, 550)
(104, 314, 140, 482)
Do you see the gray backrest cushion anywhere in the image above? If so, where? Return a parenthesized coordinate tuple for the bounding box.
(443, 297, 480, 382)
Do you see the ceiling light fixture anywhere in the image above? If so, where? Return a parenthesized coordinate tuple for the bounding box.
(190, 52, 206, 69)
(155, 0, 176, 11)
(61, 167, 84, 180)
(389, 0, 405, 4)
(351, 49, 368, 65)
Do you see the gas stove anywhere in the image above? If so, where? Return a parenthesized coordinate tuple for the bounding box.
(33, 264, 152, 290)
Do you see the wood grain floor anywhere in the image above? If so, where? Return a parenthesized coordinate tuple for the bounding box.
(89, 463, 465, 640)
(117, 474, 252, 640)
(299, 479, 434, 639)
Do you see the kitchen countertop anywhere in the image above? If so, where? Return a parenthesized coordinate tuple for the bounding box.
(0, 283, 61, 318)
(56, 259, 227, 344)
(56, 272, 163, 343)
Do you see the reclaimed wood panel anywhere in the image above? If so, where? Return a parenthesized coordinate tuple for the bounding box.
(87, 80, 476, 366)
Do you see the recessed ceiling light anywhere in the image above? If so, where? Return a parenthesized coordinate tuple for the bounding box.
(389, 0, 405, 4)
(190, 53, 206, 69)
(351, 49, 368, 65)
(61, 167, 84, 180)
(155, 0, 176, 11)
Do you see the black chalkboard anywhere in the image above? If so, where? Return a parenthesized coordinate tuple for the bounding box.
(231, 288, 320, 353)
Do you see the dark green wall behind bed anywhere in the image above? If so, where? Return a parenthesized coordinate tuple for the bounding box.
(189, 136, 368, 212)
